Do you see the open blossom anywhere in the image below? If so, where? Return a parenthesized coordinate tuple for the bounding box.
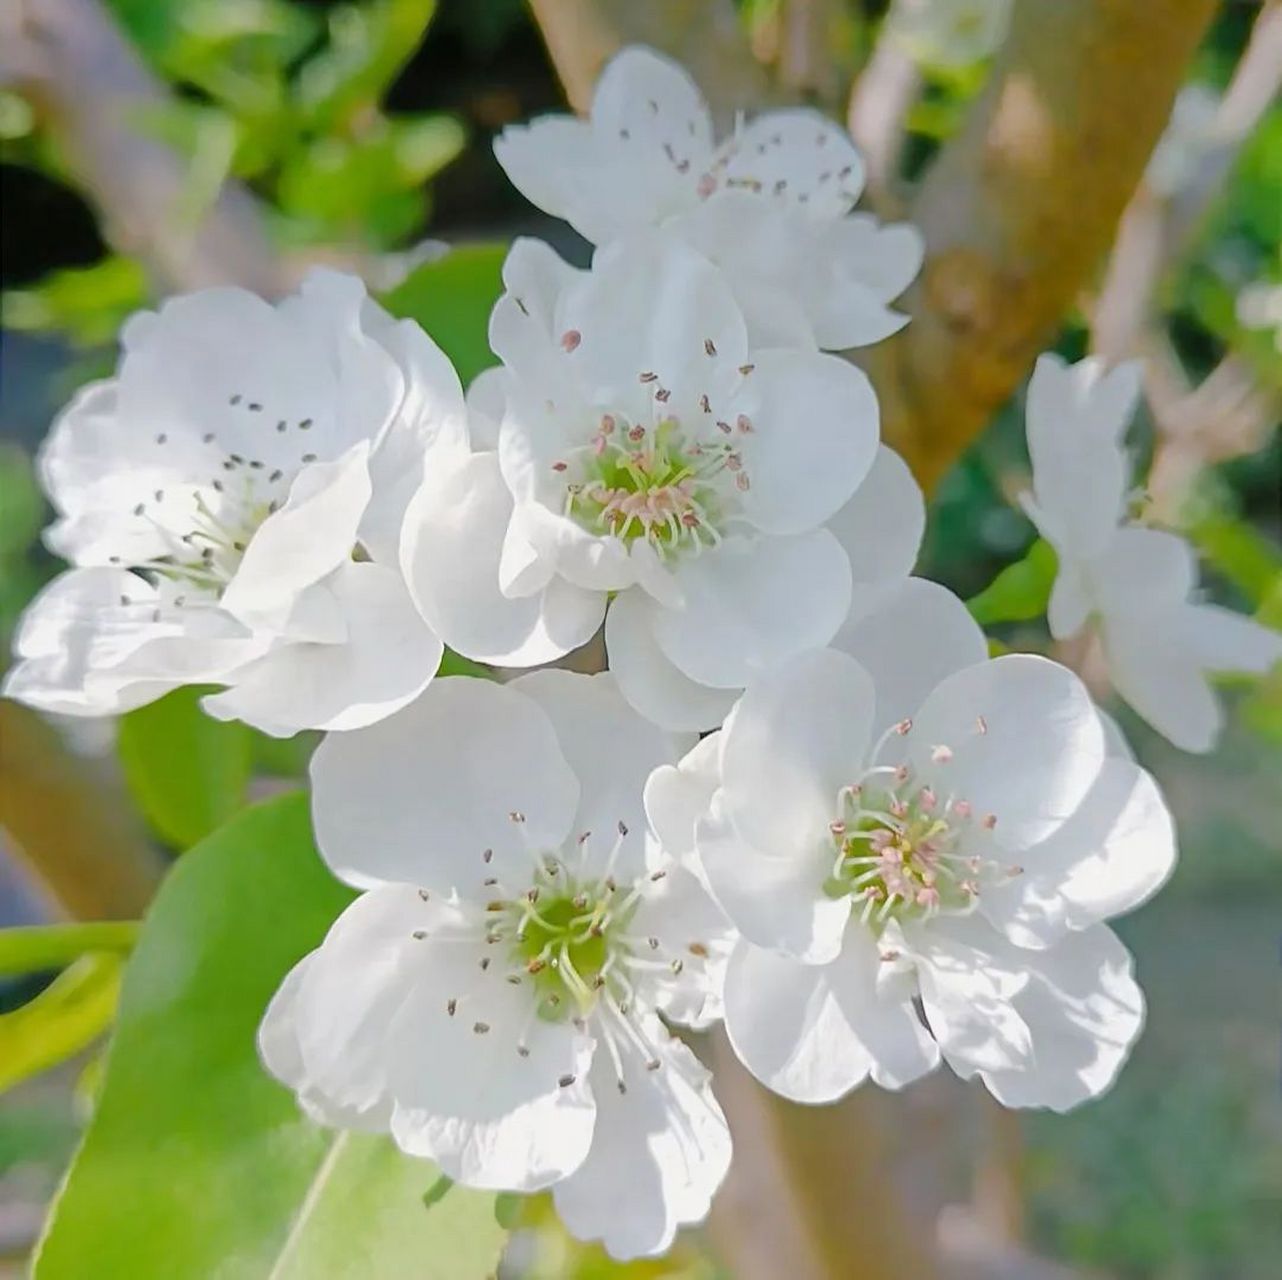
(648, 580, 1176, 1110)
(402, 233, 898, 731)
(262, 672, 734, 1260)
(494, 46, 922, 351)
(1022, 353, 1282, 753)
(2, 271, 459, 737)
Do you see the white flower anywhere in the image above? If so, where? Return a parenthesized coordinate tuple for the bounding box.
(494, 46, 922, 351)
(648, 581, 1177, 1110)
(402, 234, 908, 731)
(262, 671, 734, 1260)
(1022, 353, 1282, 752)
(4, 270, 461, 736)
(885, 0, 1013, 69)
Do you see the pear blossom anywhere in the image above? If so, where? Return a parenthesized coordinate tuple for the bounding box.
(262, 671, 734, 1259)
(3, 270, 461, 737)
(884, 0, 1013, 69)
(402, 233, 895, 731)
(494, 46, 922, 351)
(649, 580, 1177, 1110)
(1022, 353, 1282, 753)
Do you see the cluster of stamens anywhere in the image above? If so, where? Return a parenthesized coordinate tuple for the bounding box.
(418, 814, 709, 1097)
(113, 391, 327, 610)
(824, 718, 1020, 928)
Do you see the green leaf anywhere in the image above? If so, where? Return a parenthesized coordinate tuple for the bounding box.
(382, 243, 507, 386)
(966, 539, 1059, 627)
(117, 686, 253, 849)
(0, 954, 123, 1093)
(33, 793, 509, 1280)
(0, 923, 139, 978)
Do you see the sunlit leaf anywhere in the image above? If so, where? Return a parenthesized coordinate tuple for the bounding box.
(966, 539, 1058, 626)
(32, 794, 510, 1279)
(0, 955, 123, 1094)
(0, 923, 139, 979)
(382, 242, 507, 386)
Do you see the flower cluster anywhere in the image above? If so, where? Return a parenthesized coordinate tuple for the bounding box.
(4, 44, 1278, 1263)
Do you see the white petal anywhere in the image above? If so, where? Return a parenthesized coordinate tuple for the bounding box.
(724, 928, 935, 1104)
(201, 561, 442, 737)
(629, 860, 735, 1029)
(1090, 526, 1197, 615)
(910, 923, 1034, 1077)
(509, 668, 689, 880)
(3, 567, 257, 717)
(401, 449, 604, 666)
(718, 647, 875, 856)
(717, 109, 864, 218)
(359, 314, 468, 565)
(652, 530, 852, 689)
(696, 796, 849, 964)
(556, 234, 748, 425)
(826, 445, 925, 584)
(644, 734, 723, 865)
(1182, 601, 1282, 674)
(1100, 607, 1221, 753)
(465, 367, 509, 450)
(893, 654, 1107, 850)
(494, 47, 712, 245)
(283, 885, 435, 1119)
(552, 1024, 730, 1260)
(804, 216, 924, 349)
(724, 941, 872, 1103)
(981, 926, 1144, 1111)
(1024, 355, 1139, 561)
(729, 348, 879, 535)
(982, 756, 1176, 947)
(220, 443, 372, 632)
(310, 675, 579, 890)
(387, 947, 597, 1191)
(833, 577, 988, 735)
(605, 589, 739, 732)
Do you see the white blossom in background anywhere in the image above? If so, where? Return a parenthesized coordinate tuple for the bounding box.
(494, 46, 922, 351)
(648, 581, 1176, 1110)
(402, 233, 913, 732)
(1145, 83, 1222, 198)
(884, 0, 1013, 69)
(1022, 353, 1282, 752)
(263, 672, 734, 1260)
(1236, 279, 1282, 352)
(3, 271, 460, 737)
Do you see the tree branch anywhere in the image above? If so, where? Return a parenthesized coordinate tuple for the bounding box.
(0, 702, 163, 921)
(868, 0, 1219, 493)
(0, 0, 284, 296)
(526, 0, 772, 125)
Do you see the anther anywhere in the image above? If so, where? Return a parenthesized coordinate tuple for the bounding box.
(639, 371, 658, 383)
(473, 1022, 490, 1035)
(561, 330, 582, 352)
(446, 998, 457, 1016)
(704, 338, 717, 356)
(412, 930, 427, 940)
(558, 1074, 576, 1088)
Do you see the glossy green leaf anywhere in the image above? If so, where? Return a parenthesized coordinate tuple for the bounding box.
(0, 954, 123, 1094)
(966, 539, 1059, 626)
(33, 793, 510, 1280)
(117, 686, 253, 849)
(382, 242, 507, 386)
(0, 923, 139, 978)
